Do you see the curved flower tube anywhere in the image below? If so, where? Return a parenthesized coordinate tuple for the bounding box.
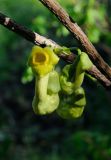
(57, 50, 93, 118)
(74, 50, 93, 89)
(28, 46, 59, 76)
(32, 70, 60, 115)
(60, 50, 93, 93)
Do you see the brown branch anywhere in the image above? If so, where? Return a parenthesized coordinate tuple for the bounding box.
(0, 12, 111, 89)
(39, 0, 111, 81)
(0, 12, 57, 47)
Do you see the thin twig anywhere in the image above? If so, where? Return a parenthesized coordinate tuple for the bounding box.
(0, 12, 111, 88)
(39, 0, 111, 81)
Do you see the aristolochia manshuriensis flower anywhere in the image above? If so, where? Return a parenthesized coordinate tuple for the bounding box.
(57, 50, 93, 119)
(28, 46, 59, 76)
(27, 46, 60, 115)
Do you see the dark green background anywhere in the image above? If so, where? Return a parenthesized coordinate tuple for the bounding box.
(0, 0, 111, 159)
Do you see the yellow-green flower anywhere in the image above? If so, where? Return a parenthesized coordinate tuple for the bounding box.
(28, 46, 59, 76)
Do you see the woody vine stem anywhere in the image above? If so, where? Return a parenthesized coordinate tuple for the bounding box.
(39, 0, 111, 81)
(0, 0, 111, 89)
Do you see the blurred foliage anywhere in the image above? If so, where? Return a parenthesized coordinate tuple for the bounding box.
(0, 0, 111, 159)
(61, 131, 111, 160)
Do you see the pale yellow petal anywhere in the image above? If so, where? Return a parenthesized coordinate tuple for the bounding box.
(28, 46, 59, 76)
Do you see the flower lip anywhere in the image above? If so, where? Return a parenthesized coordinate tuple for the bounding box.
(32, 52, 49, 65)
(28, 46, 59, 76)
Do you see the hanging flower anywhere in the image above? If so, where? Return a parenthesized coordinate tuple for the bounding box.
(32, 70, 60, 115)
(28, 46, 59, 76)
